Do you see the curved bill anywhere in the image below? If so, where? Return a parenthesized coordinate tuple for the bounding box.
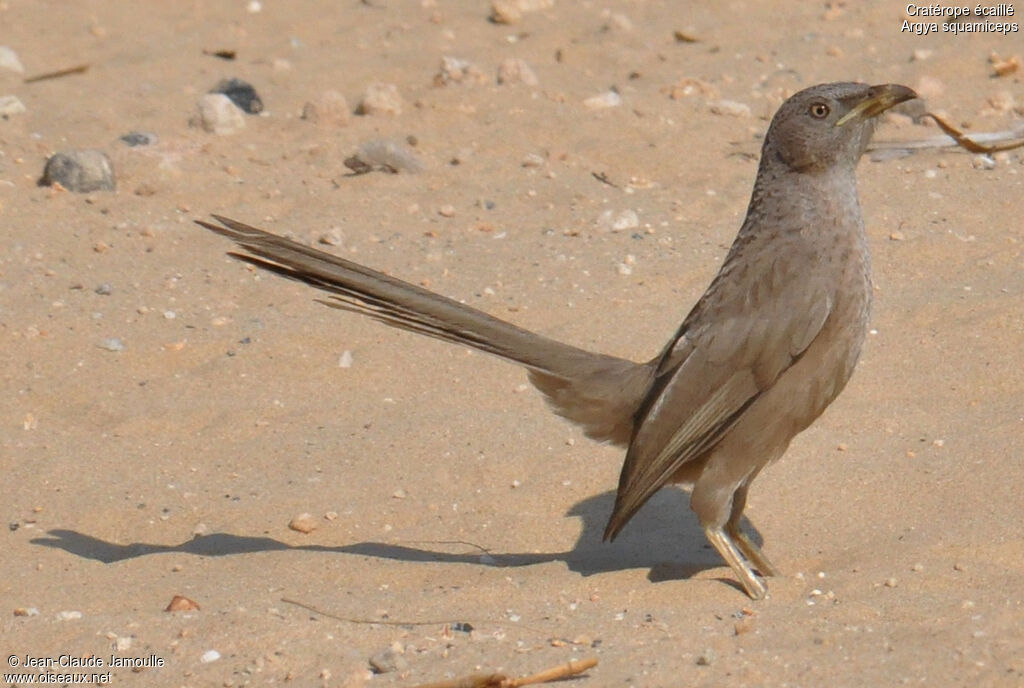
(835, 84, 918, 127)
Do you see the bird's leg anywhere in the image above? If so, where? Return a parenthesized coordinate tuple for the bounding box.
(703, 526, 766, 600)
(726, 485, 781, 577)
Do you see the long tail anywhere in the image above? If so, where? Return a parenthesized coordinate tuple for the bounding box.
(196, 215, 655, 445)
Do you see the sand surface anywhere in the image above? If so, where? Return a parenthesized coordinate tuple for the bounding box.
(2, 2, 1023, 686)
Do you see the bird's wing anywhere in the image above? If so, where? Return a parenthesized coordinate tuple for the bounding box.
(603, 252, 833, 539)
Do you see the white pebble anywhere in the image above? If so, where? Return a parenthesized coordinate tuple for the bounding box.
(584, 90, 622, 109)
(194, 94, 246, 135)
(338, 350, 354, 368)
(497, 58, 538, 86)
(57, 610, 83, 621)
(0, 46, 23, 73)
(200, 649, 221, 663)
(0, 94, 26, 116)
(709, 100, 751, 117)
(358, 83, 403, 116)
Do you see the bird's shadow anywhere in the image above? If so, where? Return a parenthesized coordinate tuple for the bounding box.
(30, 489, 762, 587)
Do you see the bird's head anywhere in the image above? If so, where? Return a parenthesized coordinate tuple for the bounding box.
(764, 82, 918, 172)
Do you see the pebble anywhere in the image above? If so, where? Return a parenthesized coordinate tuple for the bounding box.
(98, 338, 125, 352)
(193, 94, 246, 135)
(40, 150, 115, 192)
(318, 227, 345, 246)
(696, 648, 716, 666)
(165, 595, 200, 612)
(210, 77, 263, 114)
(94, 283, 113, 295)
(13, 607, 39, 617)
(710, 100, 751, 117)
(0, 95, 26, 116)
(119, 131, 158, 147)
(521, 152, 545, 167)
(911, 49, 933, 62)
(357, 82, 403, 116)
(434, 56, 485, 86)
(437, 204, 456, 217)
(288, 512, 318, 534)
(490, 0, 552, 23)
(114, 636, 132, 652)
(0, 46, 24, 73)
(338, 350, 353, 368)
(972, 155, 996, 171)
(346, 139, 425, 174)
(597, 209, 639, 232)
(200, 650, 221, 664)
(368, 648, 407, 674)
(496, 58, 538, 86)
(583, 90, 622, 109)
(301, 90, 351, 127)
(57, 610, 83, 621)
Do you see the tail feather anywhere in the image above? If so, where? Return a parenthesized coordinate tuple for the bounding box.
(197, 215, 655, 444)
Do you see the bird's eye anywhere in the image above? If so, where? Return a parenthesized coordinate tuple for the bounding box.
(809, 102, 830, 119)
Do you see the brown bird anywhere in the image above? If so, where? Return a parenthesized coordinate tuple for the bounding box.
(197, 82, 917, 599)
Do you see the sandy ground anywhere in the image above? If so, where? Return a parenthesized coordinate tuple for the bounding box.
(2, 1, 1023, 686)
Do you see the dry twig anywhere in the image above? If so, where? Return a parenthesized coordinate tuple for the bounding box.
(409, 658, 598, 688)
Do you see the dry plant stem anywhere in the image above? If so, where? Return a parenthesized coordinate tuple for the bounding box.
(24, 64, 90, 83)
(280, 597, 466, 626)
(409, 659, 598, 688)
(922, 111, 1024, 154)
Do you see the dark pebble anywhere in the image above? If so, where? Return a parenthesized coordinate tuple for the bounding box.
(211, 77, 263, 114)
(119, 131, 158, 147)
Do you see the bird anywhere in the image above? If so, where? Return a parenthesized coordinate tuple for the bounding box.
(197, 82, 917, 599)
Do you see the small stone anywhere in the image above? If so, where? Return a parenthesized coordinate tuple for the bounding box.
(346, 139, 424, 174)
(0, 94, 26, 116)
(597, 209, 639, 232)
(911, 563, 924, 572)
(521, 152, 545, 167)
(289, 513, 318, 534)
(302, 90, 351, 127)
(884, 577, 898, 588)
(490, 0, 522, 24)
(119, 132, 158, 147)
(98, 338, 125, 352)
(696, 648, 716, 666)
(319, 227, 345, 246)
(392, 488, 408, 499)
(434, 56, 485, 86)
(211, 77, 263, 114)
(357, 82, 403, 116)
(200, 650, 221, 664)
(57, 610, 83, 621)
(115, 636, 132, 652)
(710, 100, 751, 117)
(0, 46, 24, 73)
(94, 283, 113, 295)
(972, 155, 996, 171)
(584, 90, 622, 109)
(165, 595, 200, 612)
(368, 648, 407, 674)
(324, 511, 339, 521)
(338, 350, 354, 368)
(911, 49, 932, 62)
(889, 231, 905, 241)
(193, 94, 246, 134)
(40, 150, 115, 192)
(987, 90, 1015, 113)
(13, 607, 39, 617)
(438, 204, 456, 218)
(497, 58, 538, 86)
(990, 53, 1020, 77)
(192, 522, 209, 537)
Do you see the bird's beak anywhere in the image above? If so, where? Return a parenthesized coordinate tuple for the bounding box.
(835, 84, 918, 127)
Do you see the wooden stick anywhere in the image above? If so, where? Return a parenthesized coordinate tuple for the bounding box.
(24, 64, 90, 83)
(408, 658, 598, 688)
